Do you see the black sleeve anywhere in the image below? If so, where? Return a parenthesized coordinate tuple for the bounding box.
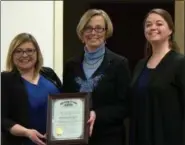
(63, 61, 93, 110)
(176, 57, 185, 145)
(95, 58, 131, 125)
(63, 61, 72, 93)
(51, 69, 63, 92)
(41, 67, 63, 92)
(1, 72, 17, 133)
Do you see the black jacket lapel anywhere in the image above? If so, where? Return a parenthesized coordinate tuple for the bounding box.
(91, 48, 113, 78)
(148, 50, 175, 85)
(71, 52, 86, 80)
(130, 58, 147, 87)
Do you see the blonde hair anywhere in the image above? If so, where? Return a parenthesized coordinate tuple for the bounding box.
(76, 9, 113, 40)
(6, 33, 43, 76)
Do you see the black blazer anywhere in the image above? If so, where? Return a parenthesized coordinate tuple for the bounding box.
(1, 67, 63, 145)
(63, 48, 131, 145)
(129, 50, 185, 145)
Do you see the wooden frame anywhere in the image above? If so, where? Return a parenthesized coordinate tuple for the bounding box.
(46, 92, 90, 145)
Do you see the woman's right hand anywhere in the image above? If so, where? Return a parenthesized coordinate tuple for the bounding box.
(25, 129, 46, 145)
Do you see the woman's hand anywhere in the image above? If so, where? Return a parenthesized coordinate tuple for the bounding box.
(87, 110, 96, 136)
(25, 129, 46, 145)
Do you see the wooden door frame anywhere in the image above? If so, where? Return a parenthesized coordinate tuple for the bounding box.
(175, 0, 184, 54)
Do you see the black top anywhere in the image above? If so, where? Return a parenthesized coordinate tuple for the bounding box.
(63, 48, 131, 145)
(1, 67, 63, 145)
(129, 50, 185, 145)
(132, 67, 154, 144)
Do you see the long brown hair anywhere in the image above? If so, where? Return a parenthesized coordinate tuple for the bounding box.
(144, 8, 179, 57)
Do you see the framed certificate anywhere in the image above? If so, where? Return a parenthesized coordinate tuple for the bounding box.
(46, 93, 90, 145)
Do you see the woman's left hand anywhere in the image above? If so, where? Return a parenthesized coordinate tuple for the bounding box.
(87, 110, 96, 136)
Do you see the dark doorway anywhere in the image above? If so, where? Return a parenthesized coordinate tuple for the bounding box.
(88, 2, 174, 71)
(63, 1, 174, 72)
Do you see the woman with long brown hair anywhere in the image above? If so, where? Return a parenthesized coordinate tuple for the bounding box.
(129, 8, 185, 145)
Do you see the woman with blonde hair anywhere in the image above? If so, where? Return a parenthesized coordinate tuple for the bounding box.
(63, 9, 131, 145)
(1, 33, 62, 145)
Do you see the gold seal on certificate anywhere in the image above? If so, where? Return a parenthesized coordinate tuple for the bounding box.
(46, 93, 90, 145)
(56, 127, 63, 136)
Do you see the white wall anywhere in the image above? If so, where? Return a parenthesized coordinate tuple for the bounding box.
(1, 1, 63, 79)
(53, 1, 63, 80)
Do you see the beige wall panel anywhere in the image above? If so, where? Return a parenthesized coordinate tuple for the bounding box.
(175, 1, 184, 54)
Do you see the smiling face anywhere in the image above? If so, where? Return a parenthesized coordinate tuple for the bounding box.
(82, 15, 106, 50)
(144, 13, 172, 43)
(13, 42, 37, 71)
